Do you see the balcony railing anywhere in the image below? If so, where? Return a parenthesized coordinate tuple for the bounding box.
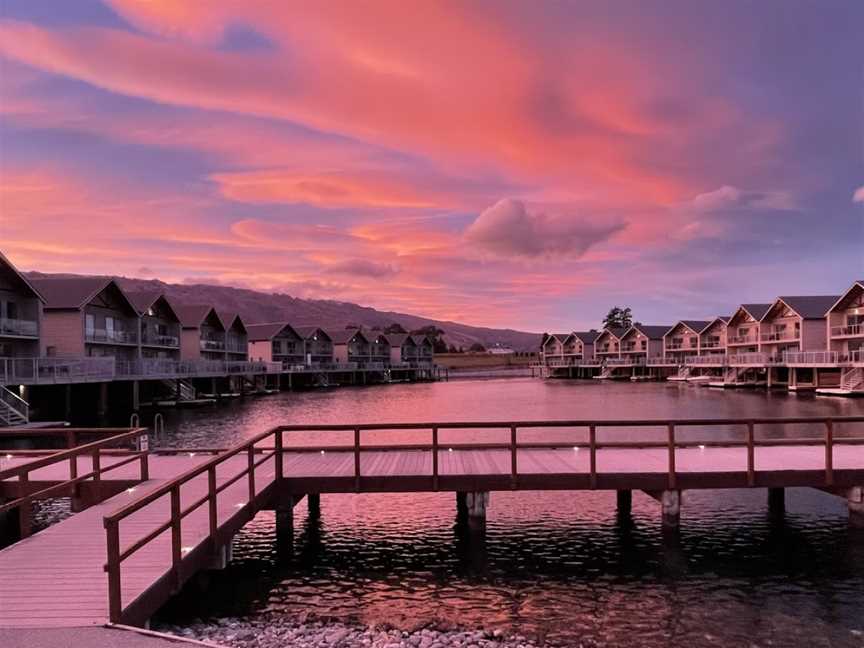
(727, 353, 769, 366)
(700, 341, 723, 349)
(85, 329, 138, 344)
(686, 355, 728, 366)
(831, 323, 864, 337)
(141, 333, 180, 347)
(0, 317, 38, 337)
(200, 338, 225, 351)
(783, 351, 840, 365)
(0, 357, 116, 385)
(760, 331, 799, 342)
(727, 335, 755, 345)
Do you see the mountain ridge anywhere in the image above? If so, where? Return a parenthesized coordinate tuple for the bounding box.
(25, 272, 542, 352)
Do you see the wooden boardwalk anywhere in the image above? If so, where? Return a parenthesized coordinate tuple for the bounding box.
(0, 417, 862, 629)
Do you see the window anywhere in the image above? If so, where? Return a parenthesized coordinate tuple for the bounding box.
(106, 316, 115, 340)
(85, 314, 95, 335)
(6, 301, 18, 320)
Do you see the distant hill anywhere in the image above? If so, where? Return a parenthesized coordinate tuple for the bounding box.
(25, 272, 542, 352)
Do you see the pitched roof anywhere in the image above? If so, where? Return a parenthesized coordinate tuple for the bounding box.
(826, 281, 864, 314)
(30, 277, 136, 314)
(326, 328, 367, 344)
(573, 331, 600, 344)
(739, 303, 772, 320)
(596, 327, 627, 340)
(125, 290, 162, 313)
(627, 324, 671, 340)
(771, 295, 842, 320)
(0, 251, 45, 302)
(217, 311, 246, 332)
(293, 326, 330, 341)
(245, 322, 301, 342)
(173, 303, 221, 329)
(384, 333, 415, 347)
(666, 320, 711, 337)
(699, 316, 730, 333)
(411, 334, 433, 346)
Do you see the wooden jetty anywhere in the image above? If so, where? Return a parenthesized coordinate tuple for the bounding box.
(0, 416, 863, 629)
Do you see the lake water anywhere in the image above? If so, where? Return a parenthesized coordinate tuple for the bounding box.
(150, 379, 864, 647)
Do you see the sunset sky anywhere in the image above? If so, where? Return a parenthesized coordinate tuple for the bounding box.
(1, 1, 862, 332)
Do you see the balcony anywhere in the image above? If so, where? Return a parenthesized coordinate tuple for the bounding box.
(0, 317, 38, 338)
(727, 353, 769, 366)
(760, 331, 799, 342)
(783, 351, 840, 366)
(226, 339, 248, 354)
(85, 328, 138, 345)
(727, 335, 756, 345)
(142, 333, 180, 348)
(200, 338, 225, 351)
(831, 323, 864, 338)
(686, 355, 727, 366)
(700, 341, 723, 349)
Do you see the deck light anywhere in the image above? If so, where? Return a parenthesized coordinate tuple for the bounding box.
(448, 447, 453, 452)
(188, 452, 196, 457)
(181, 546, 193, 554)
(573, 446, 579, 451)
(320, 450, 325, 454)
(235, 502, 244, 508)
(698, 444, 706, 450)
(126, 487, 136, 494)
(5, 454, 11, 460)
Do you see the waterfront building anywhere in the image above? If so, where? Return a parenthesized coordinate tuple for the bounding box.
(826, 281, 864, 360)
(726, 304, 771, 355)
(246, 322, 305, 366)
(219, 312, 249, 361)
(540, 333, 579, 366)
(0, 251, 43, 358)
(126, 291, 181, 360)
(572, 331, 598, 363)
(174, 304, 226, 361)
(619, 324, 669, 364)
(412, 334, 435, 366)
(31, 277, 140, 360)
(369, 332, 391, 365)
(328, 328, 371, 365)
(594, 327, 626, 361)
(759, 295, 839, 358)
(294, 326, 334, 365)
(698, 317, 729, 355)
(386, 333, 418, 366)
(663, 321, 710, 363)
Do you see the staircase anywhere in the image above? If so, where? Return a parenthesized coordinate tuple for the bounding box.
(677, 366, 692, 379)
(595, 366, 612, 380)
(841, 367, 864, 392)
(724, 367, 740, 384)
(160, 379, 196, 401)
(0, 385, 30, 426)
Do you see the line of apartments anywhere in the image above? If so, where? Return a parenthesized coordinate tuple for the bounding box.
(0, 251, 434, 387)
(540, 280, 864, 393)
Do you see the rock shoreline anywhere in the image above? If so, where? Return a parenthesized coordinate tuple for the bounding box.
(160, 616, 556, 648)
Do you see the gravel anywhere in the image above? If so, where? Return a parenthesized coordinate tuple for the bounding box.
(158, 616, 561, 648)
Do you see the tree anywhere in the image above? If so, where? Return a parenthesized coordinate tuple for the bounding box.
(603, 307, 633, 329)
(447, 344, 459, 353)
(468, 342, 486, 353)
(384, 322, 407, 334)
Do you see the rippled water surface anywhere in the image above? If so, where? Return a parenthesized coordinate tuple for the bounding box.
(150, 379, 864, 647)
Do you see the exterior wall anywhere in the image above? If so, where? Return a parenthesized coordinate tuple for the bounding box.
(727, 312, 760, 353)
(304, 336, 333, 364)
(620, 331, 648, 357)
(800, 319, 828, 352)
(40, 310, 85, 357)
(333, 343, 349, 364)
(594, 333, 620, 358)
(180, 328, 202, 360)
(828, 287, 864, 354)
(759, 305, 801, 355)
(664, 325, 700, 359)
(581, 343, 595, 362)
(140, 307, 180, 360)
(699, 321, 726, 354)
(0, 272, 42, 357)
(272, 332, 304, 364)
(225, 323, 248, 359)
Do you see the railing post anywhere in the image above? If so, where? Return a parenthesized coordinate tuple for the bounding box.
(431, 427, 439, 491)
(92, 447, 102, 502)
(510, 425, 518, 489)
(667, 423, 677, 489)
(274, 429, 283, 482)
(170, 485, 182, 589)
(105, 518, 122, 623)
(354, 427, 361, 492)
(208, 465, 217, 541)
(18, 475, 32, 538)
(589, 425, 597, 490)
(746, 421, 755, 487)
(825, 419, 834, 486)
(247, 444, 256, 503)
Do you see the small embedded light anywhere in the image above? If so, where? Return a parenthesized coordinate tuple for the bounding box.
(5, 454, 12, 460)
(573, 446, 580, 451)
(698, 444, 706, 450)
(448, 447, 453, 452)
(181, 546, 193, 554)
(235, 502, 244, 508)
(188, 452, 196, 458)
(126, 487, 136, 494)
(320, 450, 325, 455)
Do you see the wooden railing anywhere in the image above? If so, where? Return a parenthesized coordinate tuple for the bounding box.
(101, 416, 864, 623)
(0, 428, 148, 537)
(102, 431, 281, 623)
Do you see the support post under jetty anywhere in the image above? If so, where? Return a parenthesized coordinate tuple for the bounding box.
(849, 486, 864, 528)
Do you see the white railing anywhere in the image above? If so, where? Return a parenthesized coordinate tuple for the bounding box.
(141, 333, 180, 347)
(699, 341, 723, 349)
(200, 338, 225, 351)
(727, 335, 756, 345)
(686, 355, 728, 366)
(0, 317, 38, 337)
(608, 356, 645, 366)
(760, 331, 799, 342)
(0, 357, 117, 384)
(727, 353, 769, 366)
(783, 351, 840, 365)
(0, 384, 29, 424)
(831, 323, 864, 337)
(86, 329, 138, 344)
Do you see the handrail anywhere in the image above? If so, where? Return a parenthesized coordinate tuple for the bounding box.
(0, 427, 148, 538)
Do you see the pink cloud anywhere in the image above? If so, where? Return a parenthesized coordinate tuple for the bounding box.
(464, 198, 625, 258)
